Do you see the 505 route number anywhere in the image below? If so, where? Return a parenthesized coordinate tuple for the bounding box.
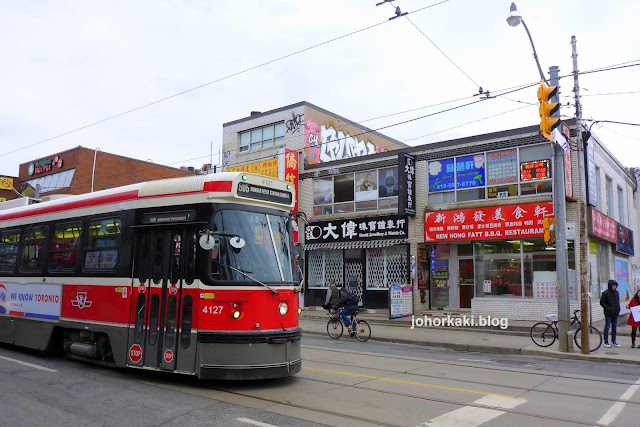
(202, 305, 223, 315)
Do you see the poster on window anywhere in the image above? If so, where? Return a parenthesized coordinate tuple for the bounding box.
(456, 154, 485, 189)
(313, 178, 333, 206)
(428, 158, 455, 192)
(378, 168, 398, 198)
(616, 223, 634, 256)
(615, 257, 631, 314)
(389, 284, 413, 319)
(355, 171, 378, 201)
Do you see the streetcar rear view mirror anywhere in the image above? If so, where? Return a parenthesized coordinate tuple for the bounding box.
(229, 237, 246, 250)
(199, 234, 218, 251)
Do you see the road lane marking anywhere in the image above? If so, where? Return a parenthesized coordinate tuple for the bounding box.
(237, 418, 279, 427)
(457, 358, 495, 363)
(0, 356, 57, 372)
(597, 376, 640, 425)
(419, 394, 526, 427)
(303, 366, 523, 399)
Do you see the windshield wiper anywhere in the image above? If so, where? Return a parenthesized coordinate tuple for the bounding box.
(218, 262, 278, 294)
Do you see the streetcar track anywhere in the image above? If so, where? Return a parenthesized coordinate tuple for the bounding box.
(302, 343, 640, 388)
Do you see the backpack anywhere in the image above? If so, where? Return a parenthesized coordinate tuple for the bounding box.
(347, 292, 359, 306)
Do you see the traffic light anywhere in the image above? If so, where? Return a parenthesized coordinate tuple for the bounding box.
(543, 216, 556, 246)
(537, 81, 560, 141)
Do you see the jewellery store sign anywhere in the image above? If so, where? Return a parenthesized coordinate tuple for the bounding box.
(425, 201, 554, 242)
(305, 214, 408, 244)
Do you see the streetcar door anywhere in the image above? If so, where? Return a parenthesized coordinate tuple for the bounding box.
(127, 228, 189, 371)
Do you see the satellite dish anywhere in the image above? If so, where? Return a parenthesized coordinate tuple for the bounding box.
(229, 236, 246, 249)
(199, 234, 217, 251)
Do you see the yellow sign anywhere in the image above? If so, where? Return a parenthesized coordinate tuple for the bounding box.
(0, 197, 6, 202)
(0, 177, 14, 190)
(228, 159, 278, 178)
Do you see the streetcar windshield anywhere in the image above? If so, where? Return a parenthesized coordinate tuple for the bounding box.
(211, 210, 294, 283)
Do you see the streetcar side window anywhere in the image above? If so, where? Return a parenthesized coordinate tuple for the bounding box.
(185, 232, 198, 285)
(49, 222, 82, 272)
(165, 294, 177, 348)
(149, 293, 160, 345)
(20, 226, 49, 273)
(134, 294, 146, 343)
(180, 295, 193, 348)
(84, 218, 121, 271)
(0, 229, 20, 274)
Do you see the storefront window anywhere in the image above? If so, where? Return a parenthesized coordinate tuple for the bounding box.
(366, 246, 407, 289)
(474, 241, 522, 297)
(307, 250, 343, 288)
(430, 245, 450, 309)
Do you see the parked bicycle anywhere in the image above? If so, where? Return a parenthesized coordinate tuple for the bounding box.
(327, 309, 371, 342)
(530, 309, 602, 351)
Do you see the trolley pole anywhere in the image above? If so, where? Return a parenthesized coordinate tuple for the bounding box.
(572, 36, 590, 354)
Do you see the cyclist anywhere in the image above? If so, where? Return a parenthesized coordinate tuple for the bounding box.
(332, 288, 359, 335)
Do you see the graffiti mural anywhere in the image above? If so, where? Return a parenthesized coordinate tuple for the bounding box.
(304, 119, 384, 165)
(286, 112, 304, 134)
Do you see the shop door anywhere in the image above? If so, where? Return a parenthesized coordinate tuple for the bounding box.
(127, 229, 187, 371)
(344, 249, 364, 306)
(458, 258, 474, 309)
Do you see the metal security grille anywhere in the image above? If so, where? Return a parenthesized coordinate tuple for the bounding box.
(366, 245, 407, 289)
(345, 261, 363, 298)
(307, 250, 343, 288)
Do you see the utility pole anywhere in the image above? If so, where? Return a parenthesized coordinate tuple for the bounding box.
(549, 66, 571, 352)
(572, 35, 590, 354)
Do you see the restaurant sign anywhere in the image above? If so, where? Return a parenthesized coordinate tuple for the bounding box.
(590, 207, 617, 243)
(425, 202, 554, 242)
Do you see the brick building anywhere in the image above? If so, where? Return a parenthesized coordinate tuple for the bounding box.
(13, 146, 193, 198)
(223, 102, 640, 321)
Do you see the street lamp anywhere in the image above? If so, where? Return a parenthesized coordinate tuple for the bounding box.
(506, 3, 548, 85)
(506, 2, 572, 353)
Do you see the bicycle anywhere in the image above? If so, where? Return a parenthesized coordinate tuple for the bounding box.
(530, 309, 602, 352)
(327, 309, 371, 342)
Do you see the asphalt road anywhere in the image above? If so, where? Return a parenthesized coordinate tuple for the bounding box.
(2, 336, 640, 426)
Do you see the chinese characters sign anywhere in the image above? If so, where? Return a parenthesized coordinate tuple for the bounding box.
(428, 158, 454, 192)
(398, 153, 416, 217)
(520, 159, 551, 182)
(424, 202, 553, 242)
(305, 214, 408, 244)
(284, 149, 299, 242)
(487, 150, 517, 185)
(227, 159, 278, 177)
(456, 154, 485, 189)
(590, 207, 616, 243)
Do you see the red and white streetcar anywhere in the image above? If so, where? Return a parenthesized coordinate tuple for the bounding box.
(0, 172, 301, 379)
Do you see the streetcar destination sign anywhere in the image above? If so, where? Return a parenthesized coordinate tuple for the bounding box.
(237, 182, 293, 205)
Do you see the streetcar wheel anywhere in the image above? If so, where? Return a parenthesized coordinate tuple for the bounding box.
(530, 322, 556, 347)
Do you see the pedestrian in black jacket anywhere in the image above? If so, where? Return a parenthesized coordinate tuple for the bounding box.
(600, 279, 621, 348)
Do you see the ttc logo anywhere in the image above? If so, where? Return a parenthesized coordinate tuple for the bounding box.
(71, 292, 93, 309)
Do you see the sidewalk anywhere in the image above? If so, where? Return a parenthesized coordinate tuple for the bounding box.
(300, 309, 640, 366)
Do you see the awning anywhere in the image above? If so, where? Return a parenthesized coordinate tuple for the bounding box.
(304, 239, 407, 251)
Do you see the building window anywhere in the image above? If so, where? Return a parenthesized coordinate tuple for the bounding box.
(24, 169, 75, 194)
(312, 168, 398, 216)
(366, 245, 407, 289)
(617, 186, 624, 225)
(428, 144, 552, 205)
(605, 176, 613, 217)
(239, 122, 285, 152)
(595, 167, 602, 208)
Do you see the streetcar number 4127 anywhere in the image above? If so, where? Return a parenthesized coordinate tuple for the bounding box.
(203, 305, 223, 314)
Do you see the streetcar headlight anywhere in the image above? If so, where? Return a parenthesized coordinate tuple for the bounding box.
(298, 307, 302, 314)
(278, 302, 289, 316)
(232, 310, 241, 319)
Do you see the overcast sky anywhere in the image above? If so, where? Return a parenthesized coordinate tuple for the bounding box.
(1, 0, 639, 179)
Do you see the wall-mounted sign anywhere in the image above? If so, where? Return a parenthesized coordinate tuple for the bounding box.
(428, 158, 455, 192)
(520, 159, 551, 182)
(305, 214, 408, 244)
(424, 202, 554, 242)
(0, 177, 14, 190)
(28, 156, 64, 176)
(398, 153, 416, 217)
(227, 159, 278, 178)
(616, 223, 634, 255)
(456, 154, 485, 189)
(590, 207, 617, 243)
(283, 149, 299, 243)
(487, 150, 517, 185)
